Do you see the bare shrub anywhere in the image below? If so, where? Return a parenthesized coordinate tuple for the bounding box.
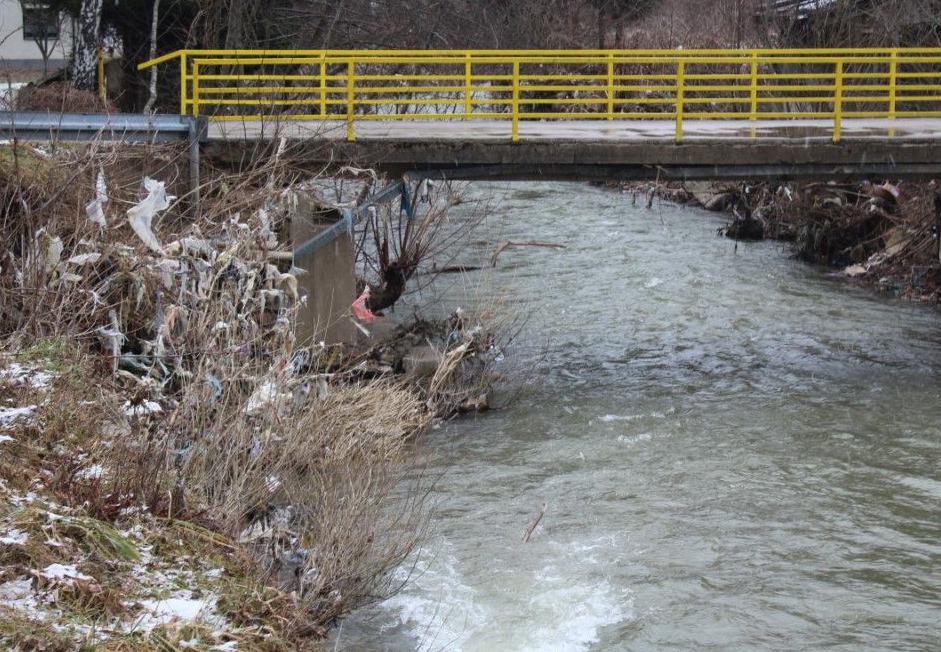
(15, 81, 117, 114)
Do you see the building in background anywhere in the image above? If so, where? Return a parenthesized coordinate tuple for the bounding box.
(0, 1, 74, 75)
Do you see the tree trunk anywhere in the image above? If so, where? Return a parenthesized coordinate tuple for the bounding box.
(143, 0, 161, 112)
(70, 0, 103, 92)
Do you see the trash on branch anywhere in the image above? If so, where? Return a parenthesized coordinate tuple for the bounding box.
(127, 177, 175, 253)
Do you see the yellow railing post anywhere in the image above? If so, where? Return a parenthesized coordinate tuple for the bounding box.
(607, 52, 615, 120)
(97, 46, 106, 104)
(346, 59, 356, 142)
(511, 59, 520, 143)
(749, 51, 758, 137)
(833, 59, 843, 143)
(675, 59, 685, 143)
(464, 52, 472, 118)
(179, 52, 188, 116)
(889, 49, 898, 137)
(192, 61, 200, 117)
(319, 53, 327, 118)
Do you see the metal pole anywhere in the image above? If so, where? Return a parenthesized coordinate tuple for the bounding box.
(320, 53, 327, 118)
(188, 117, 200, 215)
(607, 52, 615, 121)
(833, 60, 843, 144)
(512, 60, 520, 143)
(192, 61, 200, 117)
(347, 59, 355, 142)
(675, 60, 685, 144)
(179, 52, 188, 115)
(464, 52, 472, 118)
(97, 46, 106, 104)
(889, 49, 898, 138)
(749, 51, 758, 138)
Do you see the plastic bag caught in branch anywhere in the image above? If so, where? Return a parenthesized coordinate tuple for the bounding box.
(127, 178, 175, 253)
(85, 169, 109, 228)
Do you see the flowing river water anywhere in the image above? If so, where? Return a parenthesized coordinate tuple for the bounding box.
(336, 181, 941, 651)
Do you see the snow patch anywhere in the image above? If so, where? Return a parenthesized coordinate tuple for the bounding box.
(123, 400, 163, 417)
(130, 592, 223, 633)
(0, 405, 37, 426)
(0, 529, 29, 545)
(39, 564, 93, 582)
(0, 578, 40, 616)
(75, 464, 105, 481)
(0, 363, 53, 389)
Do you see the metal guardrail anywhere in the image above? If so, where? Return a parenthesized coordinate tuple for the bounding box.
(0, 111, 208, 202)
(139, 48, 941, 143)
(0, 111, 207, 143)
(294, 180, 405, 260)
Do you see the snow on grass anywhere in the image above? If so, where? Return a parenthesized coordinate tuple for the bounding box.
(0, 578, 41, 617)
(38, 564, 93, 582)
(128, 591, 225, 634)
(0, 363, 53, 389)
(0, 405, 37, 426)
(75, 464, 105, 481)
(122, 400, 163, 417)
(0, 529, 28, 545)
(0, 435, 13, 444)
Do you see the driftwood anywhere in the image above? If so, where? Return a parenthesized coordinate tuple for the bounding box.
(491, 241, 565, 267)
(522, 502, 547, 543)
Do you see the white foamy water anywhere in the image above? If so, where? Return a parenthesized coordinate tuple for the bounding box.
(364, 535, 630, 652)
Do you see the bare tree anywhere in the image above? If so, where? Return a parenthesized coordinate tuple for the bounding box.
(143, 0, 160, 112)
(70, 0, 103, 91)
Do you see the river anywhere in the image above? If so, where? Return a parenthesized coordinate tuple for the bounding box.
(335, 181, 941, 651)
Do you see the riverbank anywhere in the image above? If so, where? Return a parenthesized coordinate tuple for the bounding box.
(621, 179, 941, 305)
(0, 142, 497, 649)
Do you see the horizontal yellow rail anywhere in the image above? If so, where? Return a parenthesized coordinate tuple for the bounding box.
(137, 48, 941, 143)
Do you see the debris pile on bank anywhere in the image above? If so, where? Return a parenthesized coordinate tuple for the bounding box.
(626, 179, 941, 302)
(0, 141, 499, 648)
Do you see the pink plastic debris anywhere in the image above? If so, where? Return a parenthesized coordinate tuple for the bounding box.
(352, 288, 376, 322)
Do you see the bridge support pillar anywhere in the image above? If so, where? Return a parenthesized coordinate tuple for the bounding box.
(290, 193, 359, 346)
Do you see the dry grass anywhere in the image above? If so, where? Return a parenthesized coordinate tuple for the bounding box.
(0, 138, 440, 647)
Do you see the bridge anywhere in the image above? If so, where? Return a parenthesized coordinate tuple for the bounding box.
(135, 47, 941, 181)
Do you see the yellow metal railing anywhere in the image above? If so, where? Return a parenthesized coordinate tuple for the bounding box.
(138, 48, 941, 143)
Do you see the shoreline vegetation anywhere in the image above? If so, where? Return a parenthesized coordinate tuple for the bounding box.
(0, 140, 502, 650)
(619, 179, 941, 305)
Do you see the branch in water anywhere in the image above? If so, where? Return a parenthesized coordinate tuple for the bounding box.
(491, 241, 565, 268)
(522, 502, 547, 543)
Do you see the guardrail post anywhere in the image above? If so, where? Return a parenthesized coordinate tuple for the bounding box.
(749, 52, 758, 138)
(320, 53, 327, 118)
(464, 53, 472, 118)
(607, 52, 615, 121)
(889, 49, 898, 137)
(675, 59, 685, 143)
(188, 116, 201, 216)
(833, 59, 843, 143)
(512, 60, 520, 143)
(179, 52, 188, 115)
(346, 59, 355, 142)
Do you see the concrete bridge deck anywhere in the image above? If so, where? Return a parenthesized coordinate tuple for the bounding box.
(204, 118, 941, 181)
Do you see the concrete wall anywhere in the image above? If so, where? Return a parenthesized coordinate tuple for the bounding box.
(290, 193, 359, 346)
(0, 1, 73, 69)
